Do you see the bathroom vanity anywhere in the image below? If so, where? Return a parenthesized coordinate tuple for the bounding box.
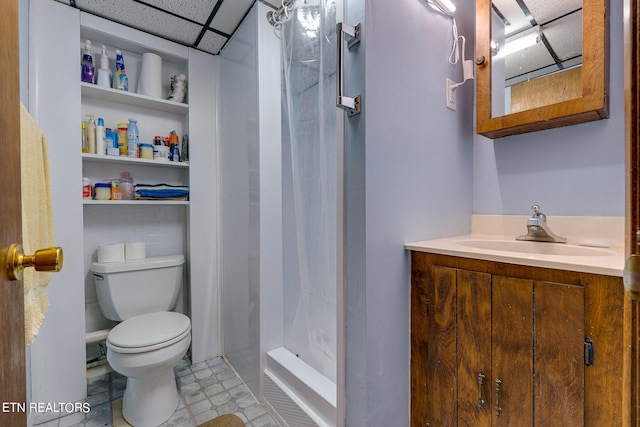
(407, 235, 630, 426)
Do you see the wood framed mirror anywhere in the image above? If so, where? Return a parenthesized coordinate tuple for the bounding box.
(476, 0, 609, 139)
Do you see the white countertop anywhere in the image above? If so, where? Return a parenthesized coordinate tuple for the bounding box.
(405, 215, 626, 277)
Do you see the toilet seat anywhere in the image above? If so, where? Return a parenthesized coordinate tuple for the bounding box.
(107, 312, 191, 354)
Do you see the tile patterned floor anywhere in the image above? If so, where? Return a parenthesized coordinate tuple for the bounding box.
(33, 356, 280, 427)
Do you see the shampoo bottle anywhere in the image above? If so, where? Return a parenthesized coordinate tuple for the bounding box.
(96, 45, 112, 88)
(81, 40, 95, 84)
(86, 115, 97, 154)
(96, 117, 106, 155)
(113, 50, 128, 91)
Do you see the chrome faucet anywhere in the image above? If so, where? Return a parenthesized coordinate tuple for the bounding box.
(516, 205, 567, 243)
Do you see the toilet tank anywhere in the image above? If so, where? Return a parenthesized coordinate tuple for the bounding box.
(91, 255, 185, 321)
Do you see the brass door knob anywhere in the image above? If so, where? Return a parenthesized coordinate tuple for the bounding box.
(4, 243, 63, 281)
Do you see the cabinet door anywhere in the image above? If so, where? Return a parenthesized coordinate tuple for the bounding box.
(457, 269, 492, 426)
(411, 264, 457, 426)
(533, 281, 585, 425)
(492, 276, 533, 427)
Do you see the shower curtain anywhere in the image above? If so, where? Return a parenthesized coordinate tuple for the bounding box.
(280, 0, 338, 383)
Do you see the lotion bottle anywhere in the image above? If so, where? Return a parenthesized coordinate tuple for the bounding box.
(96, 45, 112, 88)
(96, 117, 106, 155)
(86, 115, 96, 154)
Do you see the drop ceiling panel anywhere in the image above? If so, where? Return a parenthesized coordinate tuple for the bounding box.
(54, 0, 279, 55)
(143, 0, 217, 25)
(210, 0, 256, 35)
(198, 31, 230, 56)
(67, 0, 203, 46)
(543, 11, 582, 61)
(527, 0, 581, 26)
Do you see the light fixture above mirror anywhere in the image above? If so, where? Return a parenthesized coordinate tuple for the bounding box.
(427, 0, 456, 16)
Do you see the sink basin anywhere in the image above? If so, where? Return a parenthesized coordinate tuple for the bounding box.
(455, 239, 616, 257)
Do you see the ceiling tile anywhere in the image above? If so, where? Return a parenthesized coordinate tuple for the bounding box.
(143, 0, 217, 25)
(73, 0, 202, 46)
(527, 0, 581, 26)
(543, 11, 582, 61)
(210, 0, 255, 35)
(198, 30, 229, 55)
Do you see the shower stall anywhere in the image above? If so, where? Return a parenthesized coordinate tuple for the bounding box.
(220, 0, 360, 425)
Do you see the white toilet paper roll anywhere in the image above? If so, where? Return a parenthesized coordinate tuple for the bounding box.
(97, 243, 125, 263)
(125, 242, 146, 260)
(138, 53, 162, 98)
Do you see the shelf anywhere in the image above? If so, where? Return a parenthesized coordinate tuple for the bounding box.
(81, 83, 188, 115)
(82, 153, 189, 168)
(83, 200, 189, 206)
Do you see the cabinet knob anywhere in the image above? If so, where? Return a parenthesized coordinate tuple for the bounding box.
(476, 56, 486, 66)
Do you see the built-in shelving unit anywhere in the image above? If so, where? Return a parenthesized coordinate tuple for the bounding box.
(81, 83, 188, 115)
(83, 200, 189, 205)
(82, 153, 189, 168)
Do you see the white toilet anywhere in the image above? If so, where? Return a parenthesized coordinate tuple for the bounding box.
(91, 254, 190, 427)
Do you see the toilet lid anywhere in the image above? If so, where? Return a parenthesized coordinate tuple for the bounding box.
(108, 312, 190, 350)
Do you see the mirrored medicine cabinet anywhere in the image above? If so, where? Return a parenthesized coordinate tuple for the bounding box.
(475, 0, 609, 139)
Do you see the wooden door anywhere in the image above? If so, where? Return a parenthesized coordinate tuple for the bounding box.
(624, 0, 640, 423)
(533, 281, 585, 426)
(491, 276, 533, 427)
(0, 0, 27, 426)
(410, 263, 458, 427)
(457, 270, 492, 427)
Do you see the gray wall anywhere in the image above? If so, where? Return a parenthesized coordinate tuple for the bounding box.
(355, 0, 476, 424)
(473, 1, 625, 216)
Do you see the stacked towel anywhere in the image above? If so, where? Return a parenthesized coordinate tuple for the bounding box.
(134, 184, 189, 200)
(20, 102, 54, 346)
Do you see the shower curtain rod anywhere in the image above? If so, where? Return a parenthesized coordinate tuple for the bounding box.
(266, 0, 295, 26)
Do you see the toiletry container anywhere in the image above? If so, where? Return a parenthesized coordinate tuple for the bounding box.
(97, 45, 112, 88)
(139, 143, 154, 160)
(86, 115, 96, 154)
(154, 145, 170, 162)
(117, 123, 128, 156)
(94, 182, 111, 200)
(82, 121, 88, 153)
(113, 50, 128, 91)
(82, 177, 91, 200)
(96, 118, 106, 155)
(127, 119, 139, 158)
(81, 40, 95, 84)
(119, 172, 134, 200)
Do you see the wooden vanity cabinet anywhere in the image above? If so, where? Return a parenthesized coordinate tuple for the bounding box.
(411, 251, 629, 427)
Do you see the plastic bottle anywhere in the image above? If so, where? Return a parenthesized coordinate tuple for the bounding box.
(113, 50, 128, 91)
(81, 40, 95, 84)
(96, 45, 112, 88)
(82, 177, 92, 200)
(168, 130, 179, 161)
(81, 121, 88, 153)
(86, 115, 96, 154)
(96, 117, 106, 155)
(127, 119, 139, 158)
(119, 171, 134, 200)
(117, 123, 128, 156)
